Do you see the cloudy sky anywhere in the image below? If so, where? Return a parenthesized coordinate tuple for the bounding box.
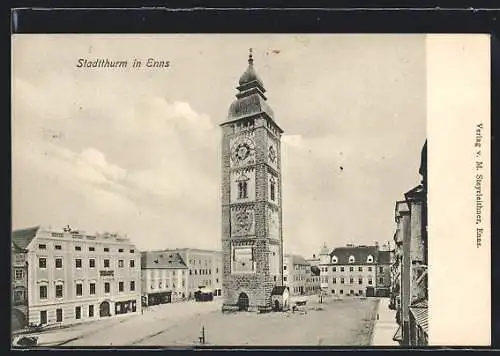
(12, 34, 426, 257)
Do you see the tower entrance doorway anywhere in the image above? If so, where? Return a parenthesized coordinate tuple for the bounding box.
(237, 293, 249, 311)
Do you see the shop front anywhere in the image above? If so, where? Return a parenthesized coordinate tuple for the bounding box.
(115, 299, 137, 315)
(147, 291, 172, 306)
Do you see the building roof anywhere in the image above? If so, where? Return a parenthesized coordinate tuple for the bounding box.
(410, 305, 428, 334)
(285, 254, 310, 266)
(239, 52, 264, 87)
(12, 226, 40, 250)
(227, 93, 275, 122)
(141, 251, 188, 269)
(329, 245, 379, 265)
(411, 299, 428, 308)
(271, 286, 288, 295)
(224, 52, 282, 132)
(378, 250, 391, 264)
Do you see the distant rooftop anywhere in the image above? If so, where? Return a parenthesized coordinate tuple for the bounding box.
(12, 226, 40, 250)
(141, 251, 188, 269)
(329, 245, 379, 265)
(13, 225, 134, 246)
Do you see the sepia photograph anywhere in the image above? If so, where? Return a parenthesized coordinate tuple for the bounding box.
(11, 33, 489, 348)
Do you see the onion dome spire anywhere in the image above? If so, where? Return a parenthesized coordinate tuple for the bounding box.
(238, 48, 264, 88)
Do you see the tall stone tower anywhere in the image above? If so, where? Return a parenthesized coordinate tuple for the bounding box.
(220, 50, 284, 312)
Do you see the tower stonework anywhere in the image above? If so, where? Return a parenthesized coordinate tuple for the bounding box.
(221, 51, 284, 312)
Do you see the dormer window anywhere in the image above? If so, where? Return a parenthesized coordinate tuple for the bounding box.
(349, 255, 355, 263)
(367, 255, 374, 263)
(331, 256, 338, 264)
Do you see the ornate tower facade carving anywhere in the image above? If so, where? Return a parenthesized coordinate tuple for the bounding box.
(220, 50, 284, 312)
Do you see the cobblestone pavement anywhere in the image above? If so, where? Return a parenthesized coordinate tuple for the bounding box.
(21, 297, 379, 347)
(137, 297, 379, 346)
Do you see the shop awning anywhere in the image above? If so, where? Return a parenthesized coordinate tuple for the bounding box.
(392, 325, 403, 343)
(410, 307, 428, 335)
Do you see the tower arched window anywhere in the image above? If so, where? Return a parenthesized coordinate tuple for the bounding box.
(270, 178, 276, 201)
(349, 255, 355, 263)
(238, 181, 248, 199)
(237, 174, 249, 199)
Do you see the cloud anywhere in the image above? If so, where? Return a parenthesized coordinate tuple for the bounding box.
(12, 75, 220, 250)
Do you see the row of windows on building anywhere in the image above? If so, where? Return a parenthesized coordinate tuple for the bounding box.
(38, 243, 135, 254)
(283, 276, 318, 283)
(320, 266, 384, 273)
(331, 289, 365, 296)
(38, 257, 135, 269)
(38, 301, 137, 324)
(320, 276, 384, 284)
(285, 275, 314, 282)
(188, 258, 219, 266)
(237, 179, 276, 201)
(150, 280, 185, 290)
(149, 270, 185, 277)
(189, 268, 219, 276)
(283, 265, 309, 271)
(38, 281, 136, 299)
(38, 307, 88, 324)
(149, 277, 220, 290)
(292, 285, 319, 294)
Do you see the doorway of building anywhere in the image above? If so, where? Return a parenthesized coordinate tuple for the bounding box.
(100, 301, 111, 317)
(237, 293, 249, 311)
(366, 287, 375, 297)
(274, 300, 280, 311)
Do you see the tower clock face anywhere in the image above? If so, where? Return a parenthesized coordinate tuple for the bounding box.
(231, 137, 255, 165)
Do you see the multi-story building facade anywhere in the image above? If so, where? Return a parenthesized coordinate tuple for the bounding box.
(163, 248, 222, 299)
(392, 140, 428, 346)
(11, 227, 34, 331)
(221, 50, 284, 312)
(391, 201, 410, 311)
(141, 251, 188, 305)
(318, 243, 391, 297)
(283, 254, 320, 296)
(19, 226, 141, 327)
(376, 249, 393, 297)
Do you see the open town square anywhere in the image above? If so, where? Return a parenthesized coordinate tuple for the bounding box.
(12, 35, 429, 348)
(14, 295, 397, 347)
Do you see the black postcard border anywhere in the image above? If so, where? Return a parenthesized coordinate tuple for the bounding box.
(7, 5, 500, 353)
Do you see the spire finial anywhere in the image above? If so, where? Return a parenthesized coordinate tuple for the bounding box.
(248, 48, 254, 65)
